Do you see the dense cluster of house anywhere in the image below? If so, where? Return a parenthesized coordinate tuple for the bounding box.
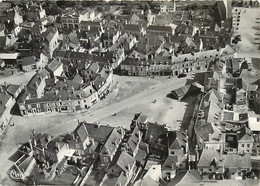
(170, 50, 260, 182)
(10, 113, 191, 185)
(0, 0, 238, 117)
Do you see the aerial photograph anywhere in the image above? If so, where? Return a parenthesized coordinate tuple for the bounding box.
(0, 0, 260, 185)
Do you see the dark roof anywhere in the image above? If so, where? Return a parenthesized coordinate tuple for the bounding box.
(125, 24, 140, 32)
(195, 123, 214, 141)
(144, 122, 167, 144)
(147, 25, 172, 33)
(5, 84, 21, 97)
(237, 126, 254, 142)
(100, 127, 124, 156)
(168, 131, 186, 150)
(21, 56, 36, 66)
(251, 58, 260, 71)
(108, 151, 135, 174)
(82, 122, 113, 141)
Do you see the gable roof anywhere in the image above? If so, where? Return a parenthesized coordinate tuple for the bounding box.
(116, 151, 135, 173)
(100, 127, 124, 156)
(74, 123, 89, 142)
(5, 84, 21, 97)
(167, 170, 201, 186)
(168, 131, 187, 150)
(197, 149, 223, 167)
(47, 59, 62, 72)
(83, 122, 113, 141)
(237, 126, 254, 142)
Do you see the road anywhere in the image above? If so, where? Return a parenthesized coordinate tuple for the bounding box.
(0, 75, 188, 185)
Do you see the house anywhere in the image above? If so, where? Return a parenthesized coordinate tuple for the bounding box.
(248, 113, 260, 132)
(102, 30, 120, 48)
(161, 130, 189, 179)
(171, 83, 202, 101)
(223, 153, 251, 179)
(197, 149, 225, 180)
(146, 25, 173, 35)
(45, 59, 64, 78)
(167, 170, 202, 186)
(124, 24, 144, 39)
(130, 9, 144, 16)
(61, 32, 80, 50)
(176, 24, 196, 37)
(41, 27, 59, 58)
(109, 33, 137, 52)
(99, 127, 125, 167)
(160, 2, 176, 13)
(104, 151, 136, 186)
(79, 21, 102, 32)
(60, 10, 95, 29)
(195, 122, 225, 153)
(0, 89, 15, 132)
(21, 56, 38, 72)
(134, 165, 162, 186)
(237, 126, 254, 154)
(130, 112, 148, 131)
(0, 52, 19, 68)
(5, 83, 23, 100)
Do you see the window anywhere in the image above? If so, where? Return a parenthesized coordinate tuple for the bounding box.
(257, 118, 260, 122)
(75, 144, 80, 149)
(104, 157, 108, 163)
(247, 144, 250, 148)
(28, 105, 31, 109)
(36, 104, 40, 108)
(242, 144, 244, 147)
(78, 101, 80, 104)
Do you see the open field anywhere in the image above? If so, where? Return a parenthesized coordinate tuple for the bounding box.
(0, 75, 190, 185)
(234, 7, 260, 59)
